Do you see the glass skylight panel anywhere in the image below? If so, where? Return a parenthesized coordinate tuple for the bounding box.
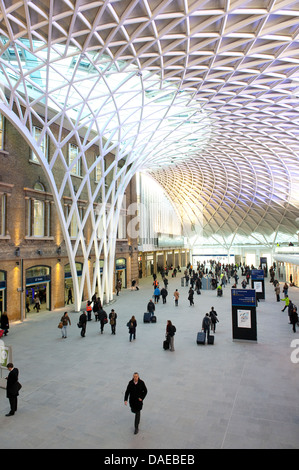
(0, 1, 298, 257)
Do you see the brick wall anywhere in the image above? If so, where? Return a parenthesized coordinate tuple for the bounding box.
(0, 115, 138, 321)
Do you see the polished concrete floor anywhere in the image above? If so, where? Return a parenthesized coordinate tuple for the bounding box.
(0, 271, 299, 450)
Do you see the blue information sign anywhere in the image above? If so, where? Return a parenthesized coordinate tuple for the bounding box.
(231, 289, 256, 307)
(251, 269, 264, 280)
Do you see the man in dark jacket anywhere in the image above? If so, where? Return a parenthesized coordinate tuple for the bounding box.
(5, 363, 20, 416)
(98, 308, 108, 334)
(79, 311, 87, 337)
(124, 372, 147, 434)
(161, 287, 168, 304)
(147, 300, 155, 316)
(202, 313, 211, 341)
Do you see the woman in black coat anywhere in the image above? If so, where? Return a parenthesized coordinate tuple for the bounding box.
(128, 316, 137, 342)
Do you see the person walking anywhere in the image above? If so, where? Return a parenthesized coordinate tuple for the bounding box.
(202, 313, 211, 342)
(124, 372, 147, 434)
(290, 306, 298, 333)
(147, 299, 155, 317)
(93, 297, 102, 321)
(128, 316, 137, 342)
(281, 295, 290, 312)
(188, 287, 194, 306)
(60, 311, 71, 338)
(33, 294, 40, 312)
(67, 288, 73, 304)
(116, 279, 122, 296)
(154, 286, 160, 303)
(78, 310, 87, 337)
(282, 282, 288, 297)
(25, 295, 30, 313)
(274, 283, 280, 302)
(5, 363, 21, 417)
(86, 300, 92, 321)
(98, 308, 108, 334)
(209, 307, 219, 333)
(287, 300, 294, 323)
(109, 309, 117, 335)
(0, 311, 9, 336)
(166, 320, 176, 351)
(173, 289, 179, 306)
(161, 287, 168, 304)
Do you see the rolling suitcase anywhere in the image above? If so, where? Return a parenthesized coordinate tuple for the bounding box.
(143, 312, 151, 323)
(207, 334, 214, 345)
(163, 339, 169, 350)
(197, 331, 205, 345)
(151, 315, 157, 323)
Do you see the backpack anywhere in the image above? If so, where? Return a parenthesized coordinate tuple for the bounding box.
(169, 325, 176, 336)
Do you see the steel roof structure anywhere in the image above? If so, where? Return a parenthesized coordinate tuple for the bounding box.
(0, 0, 299, 307)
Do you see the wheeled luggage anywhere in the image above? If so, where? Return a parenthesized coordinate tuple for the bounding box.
(207, 334, 214, 345)
(143, 312, 151, 323)
(196, 331, 205, 344)
(150, 315, 157, 323)
(163, 339, 169, 350)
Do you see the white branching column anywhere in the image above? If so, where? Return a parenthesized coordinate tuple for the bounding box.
(0, 30, 209, 311)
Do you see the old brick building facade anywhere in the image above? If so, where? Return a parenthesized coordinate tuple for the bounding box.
(0, 114, 139, 321)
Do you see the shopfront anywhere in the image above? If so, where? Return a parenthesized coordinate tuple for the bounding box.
(116, 258, 127, 288)
(26, 266, 51, 312)
(146, 254, 153, 276)
(64, 262, 83, 304)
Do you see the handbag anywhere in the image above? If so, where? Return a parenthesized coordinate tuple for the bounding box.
(16, 382, 22, 391)
(58, 321, 63, 329)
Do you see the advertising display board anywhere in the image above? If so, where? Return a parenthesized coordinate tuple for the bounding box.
(251, 269, 265, 300)
(231, 289, 257, 341)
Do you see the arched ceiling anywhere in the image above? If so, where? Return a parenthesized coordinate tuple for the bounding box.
(0, 0, 299, 247)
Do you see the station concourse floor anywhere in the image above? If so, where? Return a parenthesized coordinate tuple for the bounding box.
(0, 272, 299, 450)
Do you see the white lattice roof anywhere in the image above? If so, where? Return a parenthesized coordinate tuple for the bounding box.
(0, 0, 299, 247)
